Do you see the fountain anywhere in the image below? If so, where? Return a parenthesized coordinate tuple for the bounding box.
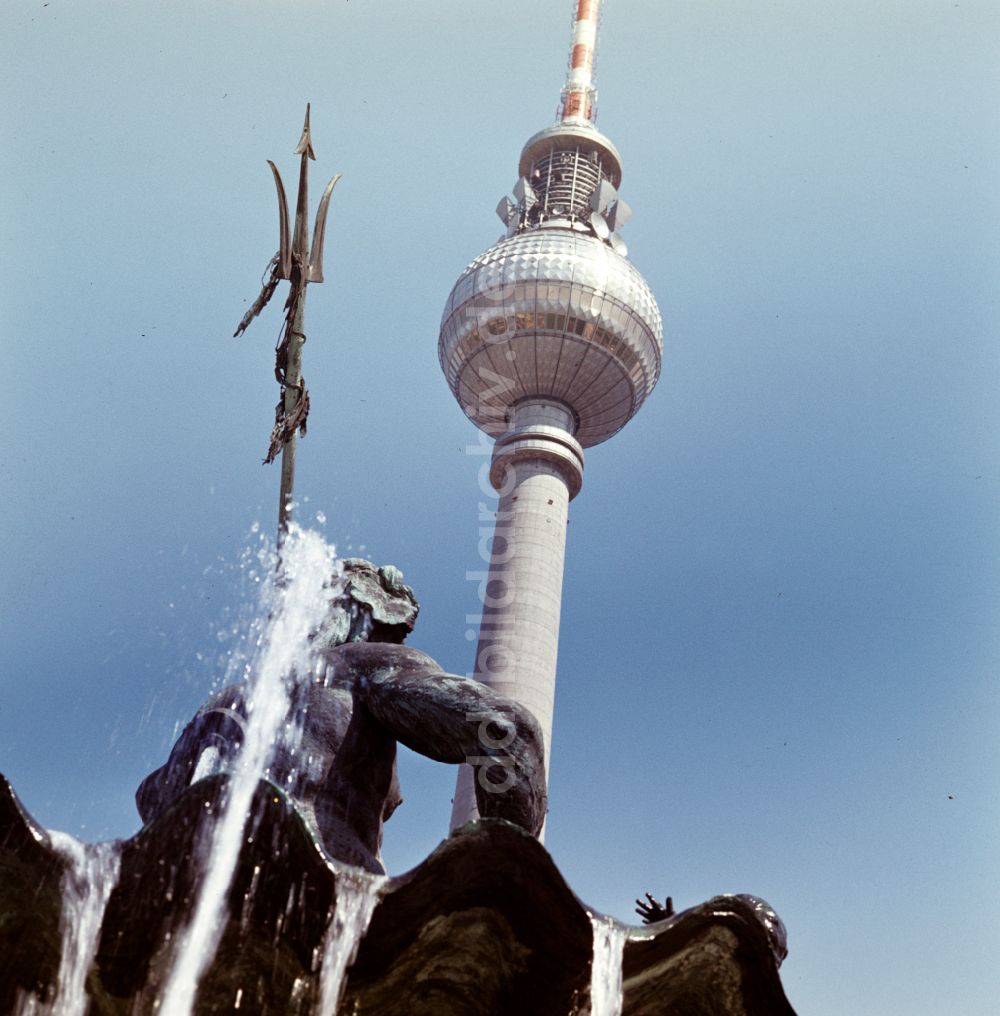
(0, 515, 794, 1015)
(1, 526, 792, 1014)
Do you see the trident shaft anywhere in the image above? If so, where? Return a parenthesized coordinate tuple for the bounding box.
(234, 104, 341, 543)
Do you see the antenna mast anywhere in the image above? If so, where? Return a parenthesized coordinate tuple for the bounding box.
(560, 0, 601, 123)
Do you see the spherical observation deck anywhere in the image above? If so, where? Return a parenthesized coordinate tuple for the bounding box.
(438, 227, 662, 449)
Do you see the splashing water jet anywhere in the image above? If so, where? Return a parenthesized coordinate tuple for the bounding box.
(158, 525, 341, 1014)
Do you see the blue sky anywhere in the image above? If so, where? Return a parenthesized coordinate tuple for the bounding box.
(2, 2, 998, 1013)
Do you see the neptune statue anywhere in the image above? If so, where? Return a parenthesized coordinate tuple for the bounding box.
(136, 559, 547, 872)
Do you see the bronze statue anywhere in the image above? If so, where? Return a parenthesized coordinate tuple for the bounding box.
(136, 560, 546, 872)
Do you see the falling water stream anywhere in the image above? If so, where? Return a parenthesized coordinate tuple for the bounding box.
(316, 869, 387, 1016)
(589, 915, 627, 1016)
(18, 833, 123, 1016)
(158, 526, 340, 1015)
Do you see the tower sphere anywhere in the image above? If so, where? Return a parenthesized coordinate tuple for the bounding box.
(438, 121, 663, 450)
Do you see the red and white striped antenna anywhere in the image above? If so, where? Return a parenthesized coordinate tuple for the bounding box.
(560, 0, 601, 123)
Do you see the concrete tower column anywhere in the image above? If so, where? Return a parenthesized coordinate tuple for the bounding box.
(450, 400, 583, 832)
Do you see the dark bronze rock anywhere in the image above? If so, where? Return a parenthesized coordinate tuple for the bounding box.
(98, 775, 334, 1011)
(0, 776, 68, 1012)
(345, 819, 594, 1015)
(621, 895, 794, 1016)
(1, 772, 796, 1015)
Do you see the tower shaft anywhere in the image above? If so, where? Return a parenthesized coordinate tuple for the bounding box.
(450, 401, 583, 833)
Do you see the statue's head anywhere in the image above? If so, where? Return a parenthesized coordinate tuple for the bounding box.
(312, 558, 419, 649)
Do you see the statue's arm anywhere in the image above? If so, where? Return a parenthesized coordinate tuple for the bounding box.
(331, 643, 547, 837)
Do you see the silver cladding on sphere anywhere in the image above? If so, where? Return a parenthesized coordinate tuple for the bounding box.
(438, 230, 662, 449)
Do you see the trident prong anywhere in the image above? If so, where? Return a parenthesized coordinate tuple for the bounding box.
(308, 172, 342, 283)
(267, 160, 292, 279)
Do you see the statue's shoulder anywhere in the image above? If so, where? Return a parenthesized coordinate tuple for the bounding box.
(323, 641, 441, 675)
(195, 684, 249, 718)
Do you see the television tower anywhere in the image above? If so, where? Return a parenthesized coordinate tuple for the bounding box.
(441, 0, 663, 830)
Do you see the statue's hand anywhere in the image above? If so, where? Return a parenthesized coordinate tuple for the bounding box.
(635, 892, 674, 924)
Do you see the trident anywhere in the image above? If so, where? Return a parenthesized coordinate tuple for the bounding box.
(234, 104, 341, 543)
